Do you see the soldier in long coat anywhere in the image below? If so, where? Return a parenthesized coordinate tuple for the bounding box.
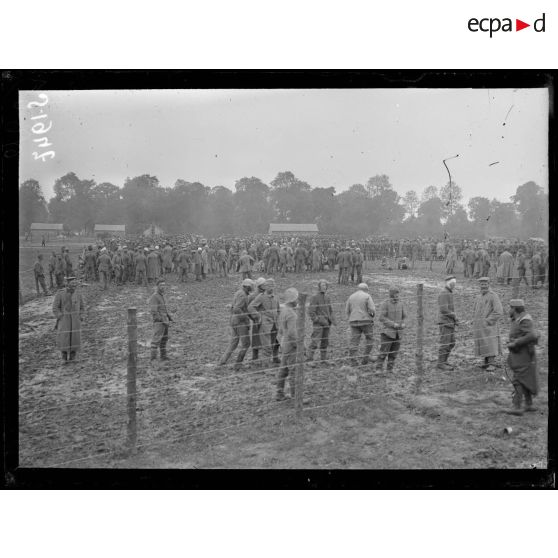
(146, 248, 161, 283)
(54, 253, 66, 288)
(506, 299, 539, 415)
(52, 277, 84, 363)
(472, 277, 503, 371)
(276, 288, 299, 401)
(498, 250, 514, 285)
(135, 248, 148, 286)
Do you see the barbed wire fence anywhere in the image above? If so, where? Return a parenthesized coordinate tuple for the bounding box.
(18, 268, 548, 468)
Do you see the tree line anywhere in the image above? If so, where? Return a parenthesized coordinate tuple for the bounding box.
(19, 171, 548, 239)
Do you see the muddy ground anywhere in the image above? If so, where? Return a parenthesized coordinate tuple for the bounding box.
(18, 251, 549, 469)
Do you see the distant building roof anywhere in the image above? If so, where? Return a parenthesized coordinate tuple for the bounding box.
(94, 224, 126, 231)
(269, 223, 319, 233)
(31, 223, 63, 230)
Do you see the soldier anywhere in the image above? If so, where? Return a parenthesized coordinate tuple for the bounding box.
(84, 245, 97, 282)
(97, 247, 112, 290)
(248, 278, 281, 368)
(237, 250, 254, 280)
(147, 247, 161, 284)
(192, 247, 202, 281)
(345, 283, 376, 366)
(148, 279, 173, 362)
(294, 243, 307, 273)
(337, 246, 352, 285)
(437, 275, 458, 370)
(135, 248, 148, 286)
(248, 277, 266, 366)
(276, 287, 299, 401)
(306, 279, 336, 366)
(352, 247, 364, 284)
(63, 249, 73, 278)
(54, 253, 66, 288)
(48, 251, 57, 289)
(326, 243, 337, 272)
(218, 279, 254, 370)
(514, 248, 529, 287)
(216, 245, 228, 277)
(376, 285, 407, 372)
(121, 247, 131, 283)
(472, 277, 503, 371)
(112, 248, 124, 286)
(505, 299, 539, 415)
(177, 244, 191, 282)
(34, 254, 48, 296)
(52, 277, 84, 363)
(278, 245, 288, 277)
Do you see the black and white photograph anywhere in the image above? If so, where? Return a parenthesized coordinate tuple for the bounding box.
(11, 76, 552, 476)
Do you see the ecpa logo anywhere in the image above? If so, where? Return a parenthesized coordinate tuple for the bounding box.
(468, 13, 546, 37)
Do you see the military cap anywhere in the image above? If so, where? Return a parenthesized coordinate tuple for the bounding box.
(478, 277, 490, 282)
(509, 299, 525, 307)
(445, 275, 456, 281)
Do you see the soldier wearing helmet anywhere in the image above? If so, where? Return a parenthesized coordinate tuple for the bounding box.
(276, 287, 299, 401)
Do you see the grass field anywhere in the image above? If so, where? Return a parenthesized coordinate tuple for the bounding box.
(18, 249, 549, 469)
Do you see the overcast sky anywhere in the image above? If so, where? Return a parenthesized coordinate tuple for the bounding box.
(19, 88, 549, 203)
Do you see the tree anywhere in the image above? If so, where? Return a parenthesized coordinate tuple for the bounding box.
(467, 196, 491, 238)
(366, 174, 392, 198)
(440, 181, 463, 219)
(402, 190, 420, 218)
(417, 196, 443, 235)
(445, 205, 472, 236)
(234, 176, 274, 234)
(421, 185, 438, 203)
(486, 200, 520, 237)
(121, 174, 162, 233)
(19, 179, 48, 233)
(207, 186, 234, 236)
(269, 171, 313, 222)
(49, 172, 96, 232)
(512, 181, 548, 238)
(310, 187, 339, 233)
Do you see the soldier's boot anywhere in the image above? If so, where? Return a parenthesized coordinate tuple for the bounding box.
(507, 388, 524, 416)
(233, 350, 247, 372)
(62, 351, 68, 364)
(386, 360, 395, 373)
(320, 350, 328, 367)
(251, 349, 259, 362)
(306, 348, 316, 367)
(376, 359, 384, 372)
(160, 348, 169, 361)
(361, 355, 370, 366)
(69, 351, 76, 361)
(289, 376, 296, 399)
(524, 389, 537, 412)
(150, 345, 158, 361)
(276, 377, 287, 401)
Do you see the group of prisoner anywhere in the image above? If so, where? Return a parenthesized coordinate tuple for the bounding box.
(31, 233, 548, 297)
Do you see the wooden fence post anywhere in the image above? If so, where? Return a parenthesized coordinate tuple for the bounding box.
(415, 284, 424, 394)
(295, 293, 308, 417)
(127, 308, 137, 450)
